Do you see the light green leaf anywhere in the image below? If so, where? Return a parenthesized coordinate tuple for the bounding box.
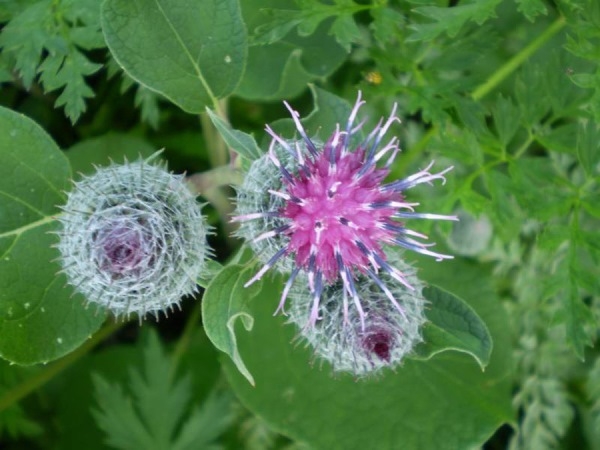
(0, 107, 105, 364)
(196, 259, 224, 289)
(515, 0, 548, 21)
(206, 108, 263, 161)
(415, 285, 493, 370)
(202, 264, 259, 386)
(492, 94, 521, 147)
(222, 258, 513, 449)
(408, 0, 502, 42)
(92, 330, 234, 450)
(577, 121, 600, 177)
(101, 0, 247, 113)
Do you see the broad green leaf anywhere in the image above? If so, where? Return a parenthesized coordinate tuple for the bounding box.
(0, 107, 105, 364)
(66, 133, 157, 178)
(202, 264, 259, 386)
(101, 0, 247, 113)
(221, 258, 513, 449)
(415, 285, 492, 370)
(206, 109, 263, 161)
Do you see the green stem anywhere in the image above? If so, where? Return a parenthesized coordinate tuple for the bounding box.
(0, 320, 122, 414)
(201, 101, 229, 168)
(471, 16, 566, 101)
(405, 15, 566, 165)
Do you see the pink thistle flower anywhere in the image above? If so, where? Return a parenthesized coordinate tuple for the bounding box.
(233, 92, 457, 328)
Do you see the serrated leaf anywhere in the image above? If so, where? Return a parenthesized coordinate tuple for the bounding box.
(0, 0, 104, 122)
(236, 2, 346, 101)
(515, 0, 548, 22)
(221, 258, 513, 449)
(577, 121, 600, 177)
(330, 12, 361, 52)
(92, 330, 234, 450)
(508, 158, 573, 220)
(206, 108, 263, 161)
(492, 94, 521, 147)
(563, 281, 594, 360)
(101, 0, 247, 113)
(202, 264, 259, 386)
(0, 107, 105, 364)
(408, 0, 502, 42)
(370, 6, 404, 46)
(537, 123, 578, 155)
(415, 286, 492, 370)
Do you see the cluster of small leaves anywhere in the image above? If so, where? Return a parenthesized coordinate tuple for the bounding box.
(0, 0, 104, 122)
(564, 0, 600, 121)
(93, 331, 235, 450)
(249, 0, 369, 51)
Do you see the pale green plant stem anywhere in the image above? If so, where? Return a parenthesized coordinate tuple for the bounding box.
(0, 320, 122, 414)
(201, 98, 230, 168)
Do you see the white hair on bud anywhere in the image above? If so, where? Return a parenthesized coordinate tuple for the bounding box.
(287, 253, 427, 377)
(57, 157, 210, 319)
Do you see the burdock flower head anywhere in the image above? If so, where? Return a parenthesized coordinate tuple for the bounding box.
(234, 92, 456, 328)
(287, 254, 426, 376)
(57, 157, 210, 319)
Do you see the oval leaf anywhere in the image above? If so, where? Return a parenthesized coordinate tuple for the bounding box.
(415, 285, 492, 370)
(202, 264, 259, 386)
(0, 107, 106, 364)
(102, 0, 247, 113)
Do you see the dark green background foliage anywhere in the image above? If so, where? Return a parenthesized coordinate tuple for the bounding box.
(0, 0, 599, 449)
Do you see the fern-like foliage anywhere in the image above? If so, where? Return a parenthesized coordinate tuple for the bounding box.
(0, 0, 104, 122)
(250, 0, 367, 51)
(92, 331, 235, 450)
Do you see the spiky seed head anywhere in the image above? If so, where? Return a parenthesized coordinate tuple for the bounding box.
(288, 254, 426, 377)
(233, 91, 457, 327)
(57, 158, 210, 319)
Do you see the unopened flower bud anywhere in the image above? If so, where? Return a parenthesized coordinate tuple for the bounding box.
(57, 158, 210, 319)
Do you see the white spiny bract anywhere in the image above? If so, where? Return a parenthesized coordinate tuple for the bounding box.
(57, 158, 209, 319)
(233, 91, 457, 328)
(288, 255, 426, 376)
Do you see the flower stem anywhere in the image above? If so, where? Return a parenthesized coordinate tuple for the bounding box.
(0, 320, 122, 414)
(471, 16, 566, 101)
